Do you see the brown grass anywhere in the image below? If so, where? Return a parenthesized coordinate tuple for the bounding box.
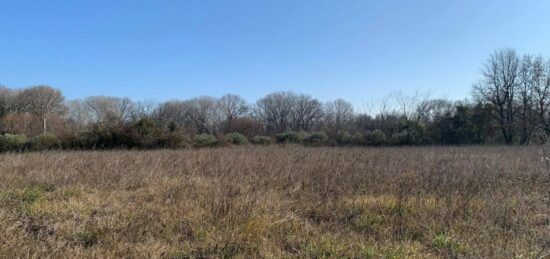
(0, 146, 548, 258)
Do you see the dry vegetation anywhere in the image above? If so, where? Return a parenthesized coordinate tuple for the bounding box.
(0, 146, 549, 258)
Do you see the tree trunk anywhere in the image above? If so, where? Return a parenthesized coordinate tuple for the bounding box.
(43, 116, 47, 134)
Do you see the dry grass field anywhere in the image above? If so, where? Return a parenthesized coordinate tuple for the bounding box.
(0, 146, 549, 258)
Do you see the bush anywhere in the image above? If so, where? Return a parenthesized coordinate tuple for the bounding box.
(225, 132, 248, 145)
(224, 117, 263, 138)
(432, 234, 465, 256)
(276, 131, 306, 144)
(31, 133, 61, 151)
(59, 133, 87, 150)
(397, 130, 411, 145)
(365, 129, 387, 146)
(130, 118, 163, 149)
(289, 132, 308, 143)
(388, 130, 411, 146)
(351, 133, 364, 145)
(304, 131, 328, 146)
(0, 134, 28, 152)
(157, 132, 191, 149)
(336, 130, 352, 145)
(82, 124, 134, 149)
(193, 134, 217, 148)
(275, 132, 289, 143)
(251, 135, 272, 145)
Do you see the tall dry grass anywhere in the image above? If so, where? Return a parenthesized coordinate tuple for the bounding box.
(0, 146, 548, 258)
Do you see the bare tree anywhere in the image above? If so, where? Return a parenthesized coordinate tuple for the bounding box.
(85, 96, 133, 126)
(416, 99, 454, 123)
(392, 90, 432, 122)
(218, 94, 248, 131)
(182, 96, 220, 134)
(379, 94, 396, 117)
(473, 49, 520, 144)
(130, 99, 158, 122)
(323, 99, 354, 132)
(155, 100, 187, 132)
(254, 92, 296, 133)
(290, 94, 323, 131)
(376, 94, 398, 135)
(517, 55, 537, 144)
(0, 86, 18, 116)
(65, 99, 92, 130)
(532, 57, 550, 134)
(17, 85, 66, 133)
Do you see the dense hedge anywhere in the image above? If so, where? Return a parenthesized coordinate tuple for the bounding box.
(0, 121, 456, 152)
(0, 134, 28, 152)
(0, 128, 438, 152)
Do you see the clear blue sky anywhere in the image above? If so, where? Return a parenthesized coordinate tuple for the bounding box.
(2, 1, 550, 107)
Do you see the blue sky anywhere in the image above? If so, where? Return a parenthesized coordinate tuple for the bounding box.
(1, 1, 550, 107)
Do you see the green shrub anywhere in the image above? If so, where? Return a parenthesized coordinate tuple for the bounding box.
(304, 131, 328, 146)
(289, 132, 308, 143)
(251, 135, 272, 145)
(336, 130, 352, 145)
(365, 129, 387, 146)
(393, 130, 411, 145)
(352, 133, 364, 145)
(59, 133, 86, 150)
(157, 132, 190, 149)
(31, 133, 61, 151)
(276, 131, 306, 144)
(82, 124, 133, 149)
(76, 226, 105, 248)
(0, 134, 28, 152)
(130, 118, 163, 148)
(432, 234, 465, 256)
(225, 132, 248, 145)
(193, 134, 217, 148)
(275, 132, 289, 143)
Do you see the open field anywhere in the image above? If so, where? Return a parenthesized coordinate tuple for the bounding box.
(0, 146, 548, 258)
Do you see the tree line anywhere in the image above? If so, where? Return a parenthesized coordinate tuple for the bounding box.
(0, 48, 548, 150)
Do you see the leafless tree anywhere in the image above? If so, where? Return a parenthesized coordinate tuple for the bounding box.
(85, 96, 133, 126)
(254, 92, 296, 133)
(379, 94, 396, 117)
(531, 57, 550, 134)
(473, 49, 520, 144)
(16, 85, 66, 133)
(392, 90, 432, 122)
(155, 100, 187, 131)
(517, 55, 537, 144)
(416, 99, 454, 123)
(290, 94, 323, 131)
(0, 86, 18, 116)
(360, 99, 376, 117)
(323, 98, 354, 132)
(65, 99, 92, 130)
(181, 96, 220, 134)
(218, 94, 248, 130)
(375, 94, 399, 134)
(130, 99, 158, 122)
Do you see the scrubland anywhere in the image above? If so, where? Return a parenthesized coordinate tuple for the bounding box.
(0, 146, 548, 258)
